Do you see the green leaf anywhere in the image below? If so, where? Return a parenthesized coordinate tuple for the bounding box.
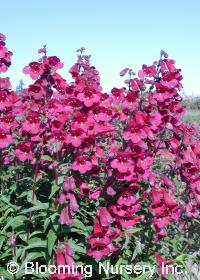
(122, 272, 151, 280)
(0, 207, 14, 222)
(47, 229, 57, 256)
(2, 215, 28, 232)
(19, 251, 47, 270)
(1, 195, 19, 209)
(165, 273, 176, 280)
(29, 231, 43, 238)
(22, 240, 47, 253)
(131, 239, 143, 261)
(41, 155, 53, 162)
(0, 248, 13, 259)
(49, 181, 57, 199)
(181, 261, 196, 280)
(73, 218, 87, 230)
(0, 235, 6, 249)
(18, 189, 32, 198)
(125, 227, 142, 234)
(122, 233, 130, 250)
(58, 175, 65, 185)
(44, 217, 50, 232)
(18, 231, 27, 242)
(175, 254, 192, 262)
(0, 267, 14, 280)
(20, 203, 49, 214)
(67, 239, 86, 254)
(70, 228, 88, 236)
(18, 177, 34, 182)
(132, 272, 151, 280)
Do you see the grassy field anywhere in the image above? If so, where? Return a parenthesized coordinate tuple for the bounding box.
(182, 109, 200, 123)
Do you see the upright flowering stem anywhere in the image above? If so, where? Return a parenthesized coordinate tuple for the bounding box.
(32, 163, 39, 201)
(14, 159, 19, 185)
(26, 163, 38, 246)
(54, 154, 59, 210)
(54, 170, 59, 210)
(13, 238, 16, 257)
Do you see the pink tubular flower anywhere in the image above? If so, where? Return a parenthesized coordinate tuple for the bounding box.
(117, 191, 137, 207)
(38, 46, 47, 54)
(71, 112, 90, 132)
(119, 67, 129, 76)
(0, 52, 13, 73)
(89, 189, 102, 200)
(86, 244, 118, 260)
(0, 77, 11, 90)
(63, 177, 76, 192)
(65, 128, 86, 147)
(163, 190, 177, 207)
(152, 216, 171, 230)
(22, 111, 41, 134)
(87, 246, 110, 259)
(77, 89, 100, 107)
(111, 152, 134, 173)
(91, 106, 113, 123)
(138, 64, 157, 79)
(0, 114, 18, 131)
(106, 186, 116, 196)
(23, 61, 44, 79)
(2, 151, 12, 164)
(151, 187, 163, 204)
(122, 91, 138, 109)
(66, 193, 79, 212)
(55, 248, 66, 266)
(119, 216, 141, 229)
(0, 33, 6, 41)
(27, 84, 45, 100)
(63, 242, 74, 256)
(69, 63, 79, 78)
(49, 131, 66, 149)
(109, 188, 142, 230)
(154, 253, 172, 276)
(71, 155, 92, 174)
(87, 234, 111, 247)
(149, 187, 182, 241)
(97, 207, 113, 227)
(0, 35, 13, 73)
(59, 193, 67, 205)
(59, 206, 74, 225)
(0, 90, 12, 109)
(50, 244, 82, 279)
(47, 56, 63, 71)
(123, 121, 147, 144)
(14, 143, 33, 162)
(186, 202, 198, 218)
(87, 219, 119, 259)
(0, 129, 13, 149)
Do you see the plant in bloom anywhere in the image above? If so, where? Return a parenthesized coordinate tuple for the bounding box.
(0, 33, 199, 280)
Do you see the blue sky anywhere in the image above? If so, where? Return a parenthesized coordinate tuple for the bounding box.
(1, 0, 200, 95)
